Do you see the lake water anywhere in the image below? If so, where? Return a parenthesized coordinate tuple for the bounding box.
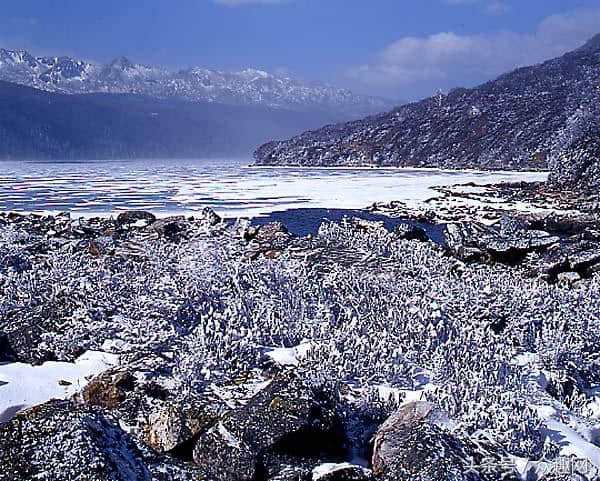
(0, 158, 547, 234)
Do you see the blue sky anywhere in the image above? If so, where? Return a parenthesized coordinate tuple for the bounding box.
(2, 0, 600, 100)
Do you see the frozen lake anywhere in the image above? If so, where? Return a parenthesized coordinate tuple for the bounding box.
(0, 158, 547, 218)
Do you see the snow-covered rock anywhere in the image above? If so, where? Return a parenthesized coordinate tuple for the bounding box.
(193, 371, 343, 481)
(372, 401, 519, 481)
(0, 400, 151, 481)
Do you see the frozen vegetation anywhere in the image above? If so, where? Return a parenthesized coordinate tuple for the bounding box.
(1, 209, 599, 479)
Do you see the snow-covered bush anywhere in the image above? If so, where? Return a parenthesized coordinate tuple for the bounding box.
(2, 218, 600, 462)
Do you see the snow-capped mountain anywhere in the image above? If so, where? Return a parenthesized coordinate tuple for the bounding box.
(0, 80, 348, 160)
(0, 49, 392, 118)
(254, 33, 600, 170)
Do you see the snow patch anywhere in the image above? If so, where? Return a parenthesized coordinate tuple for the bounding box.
(0, 350, 119, 423)
(265, 342, 312, 366)
(312, 463, 362, 480)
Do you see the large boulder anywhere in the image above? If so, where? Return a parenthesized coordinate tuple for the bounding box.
(245, 221, 294, 259)
(524, 240, 600, 282)
(74, 359, 220, 455)
(0, 400, 151, 481)
(0, 314, 63, 364)
(192, 371, 344, 481)
(254, 221, 292, 248)
(146, 401, 216, 453)
(148, 216, 187, 240)
(78, 368, 136, 410)
(446, 219, 560, 265)
(372, 401, 519, 481)
(194, 422, 257, 481)
(116, 210, 156, 228)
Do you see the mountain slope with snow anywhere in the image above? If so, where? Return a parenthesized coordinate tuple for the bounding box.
(0, 81, 345, 160)
(0, 49, 393, 118)
(254, 34, 600, 170)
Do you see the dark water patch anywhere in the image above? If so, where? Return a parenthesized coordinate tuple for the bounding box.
(251, 208, 446, 245)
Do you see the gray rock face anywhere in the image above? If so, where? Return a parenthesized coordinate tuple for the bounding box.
(445, 217, 600, 282)
(0, 303, 80, 364)
(255, 34, 600, 170)
(146, 401, 215, 453)
(445, 220, 560, 264)
(193, 371, 343, 481)
(0, 400, 151, 481)
(194, 422, 258, 481)
(372, 402, 518, 481)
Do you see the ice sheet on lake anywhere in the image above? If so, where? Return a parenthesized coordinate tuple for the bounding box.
(0, 158, 547, 218)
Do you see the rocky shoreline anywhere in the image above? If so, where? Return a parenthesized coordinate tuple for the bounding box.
(369, 181, 600, 285)
(1, 202, 600, 480)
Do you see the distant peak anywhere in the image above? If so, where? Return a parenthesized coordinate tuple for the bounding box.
(240, 68, 270, 78)
(0, 48, 36, 65)
(110, 56, 134, 69)
(0, 48, 27, 56)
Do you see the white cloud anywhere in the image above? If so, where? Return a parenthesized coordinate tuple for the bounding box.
(212, 0, 289, 5)
(348, 8, 600, 98)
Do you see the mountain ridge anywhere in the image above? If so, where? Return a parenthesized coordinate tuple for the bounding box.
(254, 34, 600, 170)
(0, 80, 345, 160)
(0, 48, 393, 118)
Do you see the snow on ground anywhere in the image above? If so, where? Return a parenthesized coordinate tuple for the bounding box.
(264, 342, 313, 367)
(0, 350, 119, 423)
(536, 406, 600, 471)
(437, 184, 582, 221)
(509, 352, 600, 476)
(312, 463, 367, 480)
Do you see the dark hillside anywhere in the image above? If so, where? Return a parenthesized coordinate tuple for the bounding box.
(0, 81, 341, 160)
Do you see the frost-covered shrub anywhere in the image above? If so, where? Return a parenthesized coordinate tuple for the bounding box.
(2, 218, 600, 460)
